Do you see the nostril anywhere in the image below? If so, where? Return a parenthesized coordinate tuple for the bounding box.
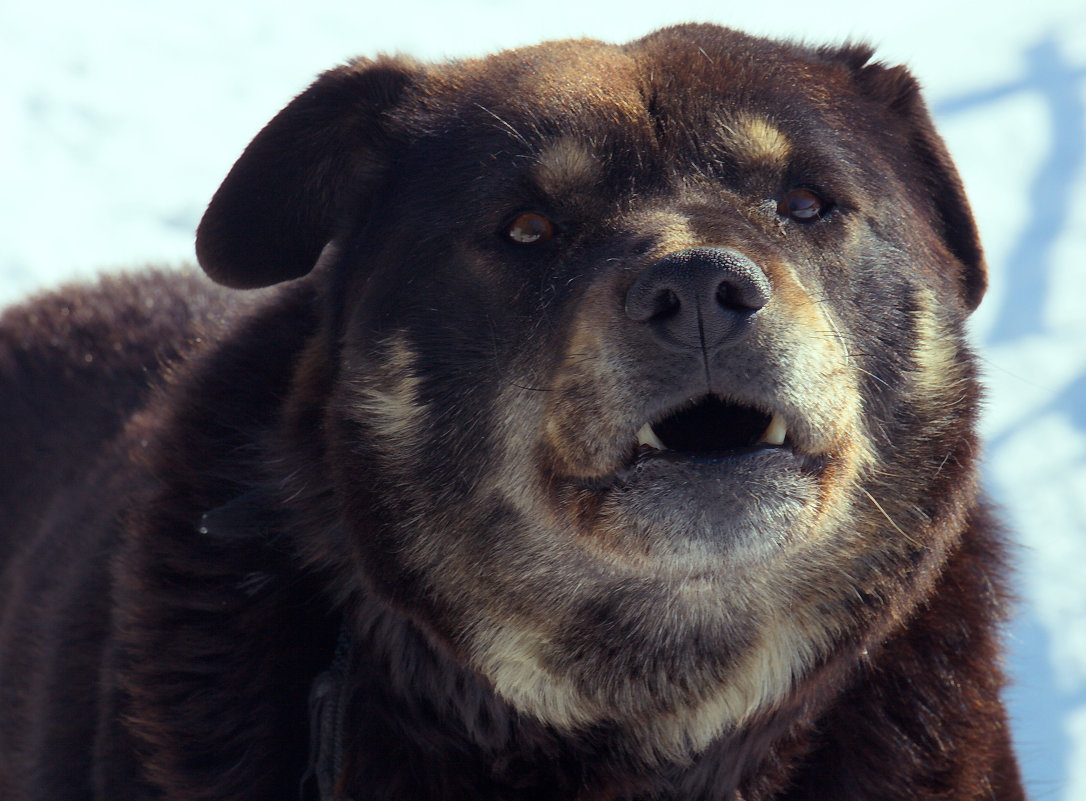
(629, 287, 680, 322)
(717, 271, 770, 312)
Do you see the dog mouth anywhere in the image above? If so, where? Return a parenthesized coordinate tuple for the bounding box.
(631, 396, 789, 463)
(557, 393, 826, 556)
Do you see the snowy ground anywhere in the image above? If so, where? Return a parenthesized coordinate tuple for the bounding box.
(2, 1, 1084, 796)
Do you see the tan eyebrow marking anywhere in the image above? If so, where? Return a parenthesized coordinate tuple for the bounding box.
(532, 138, 599, 196)
(717, 113, 791, 167)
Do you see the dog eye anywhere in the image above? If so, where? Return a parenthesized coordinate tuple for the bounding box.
(505, 212, 556, 245)
(777, 189, 827, 222)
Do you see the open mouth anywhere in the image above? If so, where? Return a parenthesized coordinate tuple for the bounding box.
(633, 396, 788, 462)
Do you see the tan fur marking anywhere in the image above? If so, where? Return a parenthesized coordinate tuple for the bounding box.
(761, 261, 869, 464)
(475, 605, 836, 764)
(475, 626, 600, 732)
(646, 615, 833, 759)
(347, 333, 429, 455)
(532, 139, 599, 197)
(911, 288, 965, 399)
(718, 113, 791, 167)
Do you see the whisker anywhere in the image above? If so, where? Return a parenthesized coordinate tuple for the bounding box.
(822, 311, 851, 365)
(508, 381, 555, 393)
(855, 366, 891, 388)
(860, 487, 918, 546)
(474, 103, 534, 150)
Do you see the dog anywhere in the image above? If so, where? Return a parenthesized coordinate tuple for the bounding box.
(0, 23, 1025, 801)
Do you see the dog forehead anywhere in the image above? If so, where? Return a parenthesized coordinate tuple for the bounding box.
(421, 39, 646, 122)
(409, 29, 831, 156)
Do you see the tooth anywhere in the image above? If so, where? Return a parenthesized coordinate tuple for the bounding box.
(636, 423, 666, 450)
(759, 413, 787, 446)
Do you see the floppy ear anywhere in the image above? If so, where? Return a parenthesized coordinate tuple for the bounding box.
(195, 57, 417, 289)
(829, 46, 987, 311)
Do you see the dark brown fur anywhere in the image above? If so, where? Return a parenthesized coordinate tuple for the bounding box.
(0, 25, 1023, 800)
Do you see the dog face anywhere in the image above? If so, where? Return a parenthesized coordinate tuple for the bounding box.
(197, 25, 986, 763)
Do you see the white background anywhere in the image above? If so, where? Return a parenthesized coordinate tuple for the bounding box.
(2, 2, 1084, 796)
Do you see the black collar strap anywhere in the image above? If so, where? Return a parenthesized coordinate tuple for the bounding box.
(301, 620, 353, 801)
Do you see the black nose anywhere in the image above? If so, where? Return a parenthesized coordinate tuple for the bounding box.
(624, 248, 771, 352)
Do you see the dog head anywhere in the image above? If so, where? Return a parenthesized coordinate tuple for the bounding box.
(197, 24, 986, 764)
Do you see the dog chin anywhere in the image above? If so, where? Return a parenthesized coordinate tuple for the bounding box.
(557, 447, 820, 565)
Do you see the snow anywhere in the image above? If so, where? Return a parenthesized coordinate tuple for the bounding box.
(3, 1, 1085, 796)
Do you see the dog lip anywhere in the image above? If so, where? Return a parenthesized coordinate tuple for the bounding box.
(577, 440, 825, 494)
(627, 440, 820, 478)
(632, 439, 787, 465)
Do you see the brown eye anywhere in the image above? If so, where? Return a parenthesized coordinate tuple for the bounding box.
(506, 212, 556, 245)
(777, 189, 827, 222)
